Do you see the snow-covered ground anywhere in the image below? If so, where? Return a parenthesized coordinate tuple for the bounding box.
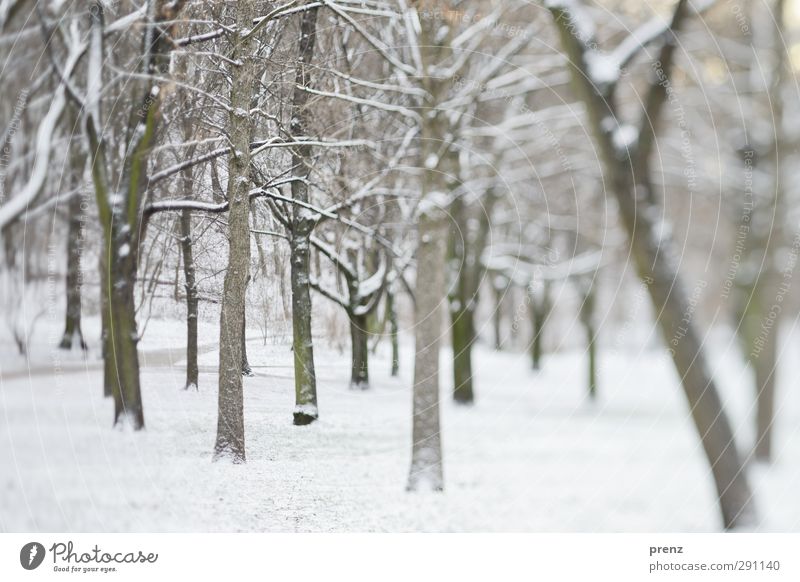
(1, 318, 799, 532)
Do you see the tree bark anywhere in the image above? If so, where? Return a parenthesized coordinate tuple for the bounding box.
(289, 3, 321, 426)
(407, 211, 446, 491)
(179, 208, 198, 390)
(349, 311, 369, 389)
(60, 188, 87, 351)
(213, 0, 258, 462)
(579, 282, 597, 400)
(387, 288, 400, 377)
(527, 281, 550, 371)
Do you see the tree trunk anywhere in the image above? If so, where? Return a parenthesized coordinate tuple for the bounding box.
(104, 230, 144, 429)
(179, 209, 199, 390)
(754, 326, 777, 461)
(451, 302, 475, 404)
(579, 283, 597, 400)
(349, 311, 369, 389)
(528, 282, 549, 371)
(492, 278, 504, 350)
(213, 0, 258, 463)
(289, 4, 321, 426)
(60, 190, 87, 351)
(548, 1, 755, 528)
(387, 288, 400, 377)
(242, 301, 253, 377)
(407, 212, 446, 491)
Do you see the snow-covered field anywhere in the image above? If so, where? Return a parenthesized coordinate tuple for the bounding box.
(1, 318, 799, 532)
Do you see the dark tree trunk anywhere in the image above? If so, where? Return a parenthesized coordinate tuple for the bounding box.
(242, 300, 253, 377)
(100, 250, 113, 398)
(289, 4, 321, 426)
(179, 209, 199, 390)
(579, 282, 597, 400)
(492, 279, 503, 351)
(451, 300, 475, 404)
(528, 282, 550, 371)
(60, 191, 87, 351)
(104, 231, 144, 429)
(349, 311, 369, 389)
(387, 288, 400, 377)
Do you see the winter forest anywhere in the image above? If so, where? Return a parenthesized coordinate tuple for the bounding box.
(1, 0, 799, 533)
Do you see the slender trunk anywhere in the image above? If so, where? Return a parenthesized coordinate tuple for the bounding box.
(387, 288, 400, 377)
(528, 282, 549, 371)
(579, 283, 597, 400)
(492, 280, 503, 351)
(289, 4, 320, 426)
(179, 208, 198, 390)
(349, 311, 369, 389)
(242, 301, 253, 377)
(213, 0, 258, 462)
(60, 191, 87, 351)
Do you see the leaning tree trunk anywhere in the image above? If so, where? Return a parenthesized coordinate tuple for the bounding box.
(179, 208, 199, 390)
(60, 188, 87, 351)
(349, 311, 369, 389)
(288, 3, 321, 426)
(213, 0, 258, 463)
(549, 0, 755, 529)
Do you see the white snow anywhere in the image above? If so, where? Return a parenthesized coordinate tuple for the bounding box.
(1, 319, 799, 532)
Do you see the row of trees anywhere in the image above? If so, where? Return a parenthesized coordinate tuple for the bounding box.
(1, 0, 794, 529)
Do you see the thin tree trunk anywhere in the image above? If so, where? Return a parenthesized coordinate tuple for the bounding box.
(213, 0, 258, 462)
(387, 288, 400, 377)
(492, 278, 504, 350)
(528, 282, 549, 371)
(60, 190, 87, 351)
(289, 3, 321, 426)
(179, 208, 198, 390)
(579, 282, 597, 399)
(349, 311, 369, 389)
(242, 299, 253, 377)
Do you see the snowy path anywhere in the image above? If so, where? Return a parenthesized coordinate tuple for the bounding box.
(1, 326, 799, 532)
